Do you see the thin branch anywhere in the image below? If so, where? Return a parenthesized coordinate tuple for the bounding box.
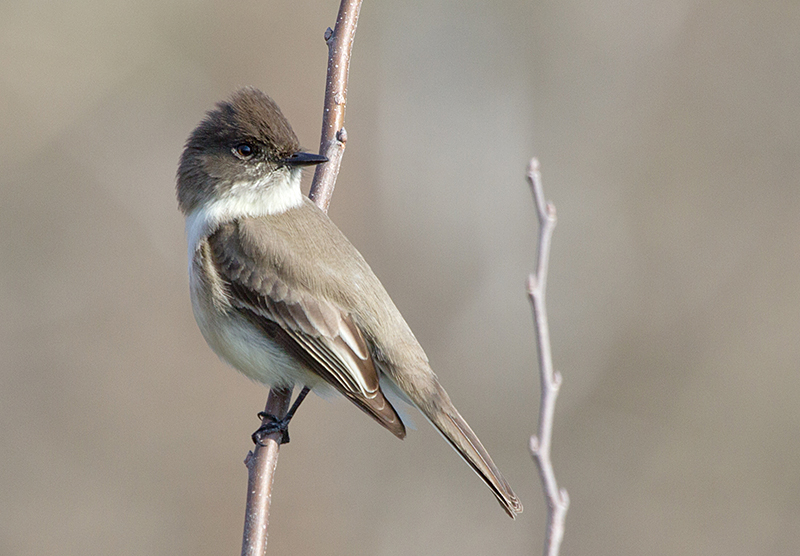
(240, 2, 363, 555)
(526, 158, 569, 556)
(310, 0, 363, 212)
(241, 389, 291, 556)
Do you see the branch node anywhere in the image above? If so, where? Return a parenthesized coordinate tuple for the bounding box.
(527, 157, 541, 176)
(553, 371, 562, 388)
(527, 273, 538, 294)
(529, 435, 541, 455)
(336, 127, 348, 143)
(324, 27, 333, 42)
(559, 488, 570, 508)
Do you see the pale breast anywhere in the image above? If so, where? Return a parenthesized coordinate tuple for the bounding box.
(189, 243, 322, 390)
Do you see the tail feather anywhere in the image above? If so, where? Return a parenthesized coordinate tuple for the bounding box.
(422, 382, 523, 518)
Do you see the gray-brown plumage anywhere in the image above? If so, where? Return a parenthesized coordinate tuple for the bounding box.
(178, 88, 522, 518)
(207, 214, 407, 438)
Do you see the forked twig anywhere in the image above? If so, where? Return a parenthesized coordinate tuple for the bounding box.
(240, 1, 363, 554)
(526, 158, 569, 556)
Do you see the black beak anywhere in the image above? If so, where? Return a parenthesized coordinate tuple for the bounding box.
(281, 151, 328, 167)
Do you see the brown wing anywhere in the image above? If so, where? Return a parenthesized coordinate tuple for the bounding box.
(207, 226, 406, 439)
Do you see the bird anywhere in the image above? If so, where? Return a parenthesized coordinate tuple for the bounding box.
(176, 87, 522, 518)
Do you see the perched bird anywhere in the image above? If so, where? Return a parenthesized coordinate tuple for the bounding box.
(177, 88, 522, 517)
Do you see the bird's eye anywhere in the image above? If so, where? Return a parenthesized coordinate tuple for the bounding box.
(233, 143, 255, 159)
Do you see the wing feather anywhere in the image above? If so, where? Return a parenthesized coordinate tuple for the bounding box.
(208, 223, 405, 438)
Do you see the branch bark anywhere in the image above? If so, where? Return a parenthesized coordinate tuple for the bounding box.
(526, 158, 569, 556)
(310, 0, 363, 213)
(241, 389, 291, 556)
(240, 2, 363, 555)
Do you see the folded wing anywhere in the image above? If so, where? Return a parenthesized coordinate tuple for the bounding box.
(208, 224, 406, 439)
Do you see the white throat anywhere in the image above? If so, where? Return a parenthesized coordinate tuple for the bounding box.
(185, 168, 303, 256)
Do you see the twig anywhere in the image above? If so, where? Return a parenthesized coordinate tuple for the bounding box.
(526, 158, 569, 556)
(240, 2, 363, 554)
(241, 389, 291, 556)
(310, 0, 363, 213)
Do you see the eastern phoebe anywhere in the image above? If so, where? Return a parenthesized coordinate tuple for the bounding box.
(177, 88, 522, 518)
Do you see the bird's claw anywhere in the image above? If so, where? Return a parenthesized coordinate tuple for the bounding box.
(252, 411, 291, 445)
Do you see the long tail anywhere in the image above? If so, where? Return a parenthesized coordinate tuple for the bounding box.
(419, 381, 523, 518)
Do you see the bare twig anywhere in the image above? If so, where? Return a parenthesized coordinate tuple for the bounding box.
(241, 389, 291, 556)
(240, 2, 363, 554)
(526, 158, 569, 556)
(310, 0, 363, 212)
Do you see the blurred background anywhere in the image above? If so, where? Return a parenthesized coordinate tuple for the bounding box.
(2, 1, 799, 554)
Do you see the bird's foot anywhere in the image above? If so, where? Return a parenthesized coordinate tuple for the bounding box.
(250, 386, 311, 446)
(252, 412, 291, 445)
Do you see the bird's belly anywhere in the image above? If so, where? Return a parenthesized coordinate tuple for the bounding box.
(190, 276, 319, 389)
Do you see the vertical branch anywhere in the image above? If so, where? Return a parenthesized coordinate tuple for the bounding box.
(310, 0, 363, 211)
(526, 158, 569, 556)
(241, 389, 291, 556)
(240, 2, 363, 555)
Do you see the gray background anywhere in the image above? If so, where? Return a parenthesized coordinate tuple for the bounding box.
(2, 1, 799, 554)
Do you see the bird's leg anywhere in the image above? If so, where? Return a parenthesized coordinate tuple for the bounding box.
(251, 386, 311, 445)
